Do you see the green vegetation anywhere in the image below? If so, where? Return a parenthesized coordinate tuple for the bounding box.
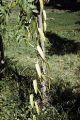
(0, 3, 80, 120)
(46, 9, 80, 85)
(47, 9, 80, 41)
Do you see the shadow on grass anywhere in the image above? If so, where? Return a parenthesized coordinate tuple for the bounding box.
(46, 32, 80, 55)
(46, 0, 80, 12)
(75, 28, 80, 32)
(1, 58, 80, 119)
(75, 21, 80, 31)
(49, 80, 80, 120)
(75, 21, 80, 25)
(0, 58, 36, 119)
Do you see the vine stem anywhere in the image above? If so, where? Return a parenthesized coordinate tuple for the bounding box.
(37, 6, 48, 106)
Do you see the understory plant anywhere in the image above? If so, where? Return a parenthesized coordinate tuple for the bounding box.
(0, 0, 50, 119)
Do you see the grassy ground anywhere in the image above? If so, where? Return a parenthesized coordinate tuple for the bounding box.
(0, 6, 80, 120)
(46, 8, 80, 85)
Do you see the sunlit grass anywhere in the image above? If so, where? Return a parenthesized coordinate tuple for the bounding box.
(46, 9, 80, 85)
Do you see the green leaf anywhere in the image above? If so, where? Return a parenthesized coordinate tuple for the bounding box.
(28, 0, 34, 3)
(32, 9, 38, 14)
(29, 4, 36, 9)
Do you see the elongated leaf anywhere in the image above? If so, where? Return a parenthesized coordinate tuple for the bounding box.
(28, 0, 34, 3)
(29, 4, 36, 9)
(32, 9, 38, 14)
(43, 21, 47, 32)
(38, 28, 45, 41)
(39, 0, 44, 11)
(30, 94, 34, 108)
(35, 101, 40, 115)
(23, 0, 27, 11)
(33, 80, 38, 94)
(43, 10, 46, 21)
(37, 45, 45, 60)
(33, 115, 36, 120)
(11, 1, 17, 8)
(35, 62, 42, 78)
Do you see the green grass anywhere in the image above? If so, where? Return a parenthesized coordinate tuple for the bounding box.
(46, 9, 80, 85)
(0, 6, 80, 120)
(47, 9, 80, 41)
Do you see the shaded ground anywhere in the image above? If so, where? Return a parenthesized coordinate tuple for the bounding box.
(49, 80, 80, 120)
(45, 8, 80, 120)
(46, 32, 80, 55)
(47, 0, 80, 12)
